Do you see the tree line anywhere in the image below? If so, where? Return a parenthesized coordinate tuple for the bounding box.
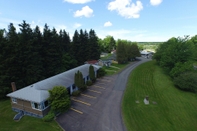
(98, 35, 116, 53)
(153, 35, 197, 93)
(0, 21, 100, 99)
(0, 20, 143, 99)
(116, 39, 141, 64)
(98, 37, 141, 64)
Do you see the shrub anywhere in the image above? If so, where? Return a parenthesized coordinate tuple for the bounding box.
(170, 61, 195, 78)
(48, 86, 71, 113)
(86, 80, 93, 86)
(75, 71, 85, 90)
(97, 68, 106, 78)
(91, 78, 96, 83)
(72, 90, 81, 96)
(42, 112, 55, 122)
(81, 85, 87, 91)
(173, 72, 197, 93)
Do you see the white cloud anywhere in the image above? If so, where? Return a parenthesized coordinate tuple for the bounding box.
(107, 0, 143, 19)
(63, 0, 93, 4)
(74, 6, 93, 17)
(104, 21, 112, 27)
(150, 0, 163, 6)
(73, 23, 82, 28)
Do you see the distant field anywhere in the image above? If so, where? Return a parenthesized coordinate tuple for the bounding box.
(138, 42, 162, 51)
(122, 61, 197, 131)
(0, 100, 62, 131)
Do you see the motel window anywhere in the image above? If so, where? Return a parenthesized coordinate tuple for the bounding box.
(12, 98, 17, 103)
(83, 78, 85, 84)
(73, 84, 76, 89)
(44, 100, 49, 108)
(87, 76, 89, 80)
(31, 102, 42, 110)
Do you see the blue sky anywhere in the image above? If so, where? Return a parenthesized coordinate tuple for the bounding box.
(0, 0, 197, 42)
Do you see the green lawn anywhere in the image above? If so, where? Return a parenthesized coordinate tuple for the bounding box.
(104, 62, 130, 75)
(122, 61, 197, 131)
(100, 53, 112, 60)
(0, 99, 62, 131)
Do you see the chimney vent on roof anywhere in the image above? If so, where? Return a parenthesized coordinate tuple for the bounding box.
(11, 82, 17, 92)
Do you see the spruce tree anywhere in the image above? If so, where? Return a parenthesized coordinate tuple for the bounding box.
(88, 29, 100, 60)
(5, 23, 22, 87)
(0, 29, 10, 98)
(31, 26, 44, 81)
(72, 30, 81, 65)
(89, 65, 96, 82)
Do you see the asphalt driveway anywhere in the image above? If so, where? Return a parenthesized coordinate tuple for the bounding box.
(56, 58, 150, 131)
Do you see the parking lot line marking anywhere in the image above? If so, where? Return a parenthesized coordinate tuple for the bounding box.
(71, 98, 91, 106)
(70, 107, 83, 114)
(81, 93, 96, 99)
(92, 85, 105, 89)
(88, 89, 102, 94)
(97, 82, 106, 85)
(100, 79, 111, 82)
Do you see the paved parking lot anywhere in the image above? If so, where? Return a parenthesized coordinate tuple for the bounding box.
(56, 58, 150, 131)
(56, 75, 123, 131)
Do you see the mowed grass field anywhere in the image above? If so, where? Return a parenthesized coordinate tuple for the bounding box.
(122, 61, 197, 131)
(104, 62, 133, 75)
(0, 100, 62, 131)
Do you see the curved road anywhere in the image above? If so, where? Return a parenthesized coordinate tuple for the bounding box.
(56, 58, 151, 131)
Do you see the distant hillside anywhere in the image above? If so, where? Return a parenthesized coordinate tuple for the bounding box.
(137, 42, 163, 51)
(138, 42, 163, 45)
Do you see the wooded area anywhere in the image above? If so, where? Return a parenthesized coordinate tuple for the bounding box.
(0, 20, 161, 100)
(153, 35, 197, 92)
(116, 39, 141, 64)
(0, 21, 100, 99)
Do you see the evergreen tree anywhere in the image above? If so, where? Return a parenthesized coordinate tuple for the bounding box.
(116, 40, 127, 64)
(74, 70, 84, 90)
(4, 23, 21, 87)
(130, 43, 141, 59)
(50, 28, 62, 74)
(72, 30, 80, 65)
(98, 38, 105, 52)
(78, 29, 87, 64)
(42, 24, 61, 77)
(88, 29, 100, 60)
(31, 26, 44, 81)
(18, 21, 36, 86)
(89, 65, 96, 82)
(0, 29, 10, 98)
(79, 71, 84, 88)
(83, 30, 89, 61)
(74, 72, 78, 88)
(59, 29, 71, 54)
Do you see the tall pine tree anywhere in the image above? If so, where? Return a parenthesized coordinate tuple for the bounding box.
(88, 29, 100, 60)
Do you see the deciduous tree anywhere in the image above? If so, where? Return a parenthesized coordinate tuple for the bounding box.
(48, 86, 70, 113)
